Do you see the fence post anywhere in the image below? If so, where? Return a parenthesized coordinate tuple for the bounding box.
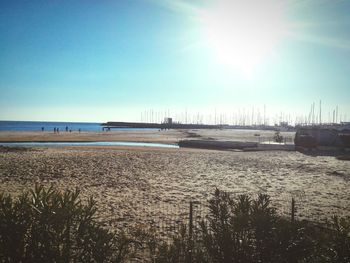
(187, 201, 193, 263)
(291, 198, 295, 224)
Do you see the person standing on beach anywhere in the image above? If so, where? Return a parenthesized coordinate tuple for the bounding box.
(41, 127, 44, 132)
(54, 127, 56, 133)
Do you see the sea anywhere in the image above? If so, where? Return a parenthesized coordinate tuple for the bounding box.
(0, 121, 177, 148)
(0, 121, 103, 132)
(0, 121, 157, 132)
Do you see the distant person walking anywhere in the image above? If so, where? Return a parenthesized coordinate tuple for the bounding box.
(41, 127, 44, 132)
(54, 127, 56, 133)
(78, 128, 81, 133)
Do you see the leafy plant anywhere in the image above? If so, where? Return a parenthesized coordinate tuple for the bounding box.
(153, 189, 350, 263)
(1, 185, 349, 263)
(0, 184, 133, 262)
(273, 131, 284, 143)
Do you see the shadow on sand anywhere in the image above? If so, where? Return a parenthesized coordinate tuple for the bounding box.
(296, 147, 350, 160)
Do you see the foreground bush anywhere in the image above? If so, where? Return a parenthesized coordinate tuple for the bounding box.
(155, 189, 350, 263)
(0, 185, 135, 262)
(1, 186, 349, 262)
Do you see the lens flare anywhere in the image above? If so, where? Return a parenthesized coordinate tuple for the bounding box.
(199, 0, 286, 76)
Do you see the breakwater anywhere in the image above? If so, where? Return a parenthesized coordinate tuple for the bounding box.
(102, 121, 225, 130)
(101, 121, 289, 131)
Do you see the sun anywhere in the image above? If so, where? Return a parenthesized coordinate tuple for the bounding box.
(199, 0, 286, 76)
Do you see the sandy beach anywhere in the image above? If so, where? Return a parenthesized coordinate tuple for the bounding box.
(0, 128, 295, 143)
(0, 130, 183, 143)
(0, 129, 349, 234)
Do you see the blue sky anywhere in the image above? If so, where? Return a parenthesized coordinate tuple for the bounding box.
(0, 0, 349, 124)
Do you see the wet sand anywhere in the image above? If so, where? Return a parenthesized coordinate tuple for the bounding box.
(0, 143, 349, 231)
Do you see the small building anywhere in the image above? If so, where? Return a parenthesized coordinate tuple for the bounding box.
(163, 117, 172, 125)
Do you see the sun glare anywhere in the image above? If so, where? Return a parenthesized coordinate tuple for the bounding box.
(199, 0, 286, 76)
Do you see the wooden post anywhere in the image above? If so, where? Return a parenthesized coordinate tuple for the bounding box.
(187, 201, 193, 263)
(291, 198, 295, 224)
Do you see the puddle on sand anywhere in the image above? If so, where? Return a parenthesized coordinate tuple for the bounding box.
(0, 141, 179, 149)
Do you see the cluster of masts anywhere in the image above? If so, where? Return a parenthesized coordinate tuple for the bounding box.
(295, 101, 346, 126)
(140, 108, 270, 126)
(139, 102, 348, 127)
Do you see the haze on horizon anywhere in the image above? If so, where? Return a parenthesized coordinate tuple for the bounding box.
(0, 0, 349, 124)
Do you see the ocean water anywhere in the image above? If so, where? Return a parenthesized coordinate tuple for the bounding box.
(0, 121, 103, 132)
(0, 121, 158, 132)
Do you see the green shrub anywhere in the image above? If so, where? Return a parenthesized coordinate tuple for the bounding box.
(0, 184, 133, 262)
(273, 131, 284, 143)
(154, 189, 350, 263)
(327, 216, 350, 263)
(1, 186, 349, 263)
